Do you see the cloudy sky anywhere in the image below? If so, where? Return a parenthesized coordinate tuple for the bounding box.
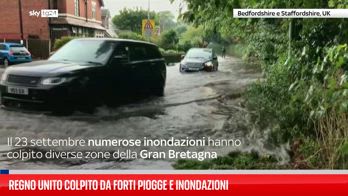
(103, 0, 186, 18)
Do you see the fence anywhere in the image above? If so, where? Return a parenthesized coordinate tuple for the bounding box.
(27, 39, 51, 59)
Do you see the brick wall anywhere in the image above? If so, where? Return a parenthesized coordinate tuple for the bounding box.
(0, 0, 49, 40)
(88, 0, 102, 21)
(0, 0, 104, 40)
(0, 0, 21, 39)
(63, 0, 102, 22)
(22, 0, 50, 40)
(56, 0, 67, 13)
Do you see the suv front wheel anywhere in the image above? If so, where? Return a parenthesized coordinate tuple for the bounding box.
(153, 70, 166, 96)
(153, 87, 164, 97)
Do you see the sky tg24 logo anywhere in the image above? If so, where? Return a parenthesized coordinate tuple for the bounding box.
(29, 9, 58, 18)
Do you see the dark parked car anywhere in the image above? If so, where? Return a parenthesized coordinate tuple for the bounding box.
(179, 48, 218, 72)
(0, 43, 32, 67)
(0, 38, 166, 113)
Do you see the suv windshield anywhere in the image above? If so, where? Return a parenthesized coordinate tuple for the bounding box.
(49, 40, 115, 65)
(186, 49, 212, 59)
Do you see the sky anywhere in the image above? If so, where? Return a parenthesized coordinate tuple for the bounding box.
(103, 0, 187, 18)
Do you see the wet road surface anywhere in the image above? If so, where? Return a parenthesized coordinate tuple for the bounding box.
(0, 57, 289, 169)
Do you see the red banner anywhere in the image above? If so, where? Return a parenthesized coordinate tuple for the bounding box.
(0, 174, 348, 196)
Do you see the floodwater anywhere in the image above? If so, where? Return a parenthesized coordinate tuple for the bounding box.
(0, 57, 289, 169)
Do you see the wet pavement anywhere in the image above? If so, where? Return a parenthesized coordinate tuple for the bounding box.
(0, 57, 289, 169)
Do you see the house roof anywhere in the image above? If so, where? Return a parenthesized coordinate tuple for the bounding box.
(50, 17, 106, 31)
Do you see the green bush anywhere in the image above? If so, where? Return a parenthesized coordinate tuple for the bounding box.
(173, 151, 282, 169)
(304, 45, 348, 169)
(227, 44, 246, 59)
(53, 36, 75, 50)
(246, 58, 311, 144)
(245, 44, 348, 168)
(179, 25, 204, 48)
(173, 0, 348, 169)
(159, 30, 179, 50)
(160, 49, 184, 63)
(118, 31, 145, 41)
(159, 48, 165, 54)
(177, 40, 192, 52)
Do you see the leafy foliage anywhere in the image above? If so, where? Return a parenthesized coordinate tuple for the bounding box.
(53, 36, 75, 50)
(117, 31, 145, 41)
(112, 8, 157, 34)
(173, 151, 282, 169)
(157, 11, 177, 32)
(159, 30, 179, 50)
(175, 0, 348, 168)
(178, 25, 204, 47)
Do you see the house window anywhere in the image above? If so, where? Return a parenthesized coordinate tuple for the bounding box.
(92, 1, 96, 19)
(52, 0, 58, 9)
(72, 27, 78, 36)
(74, 0, 80, 16)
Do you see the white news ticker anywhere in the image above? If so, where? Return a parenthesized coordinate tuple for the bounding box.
(233, 9, 348, 18)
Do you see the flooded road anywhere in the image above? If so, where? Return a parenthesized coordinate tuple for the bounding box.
(0, 57, 288, 169)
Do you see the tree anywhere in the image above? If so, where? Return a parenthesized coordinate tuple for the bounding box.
(156, 11, 176, 33)
(179, 25, 204, 47)
(159, 30, 179, 50)
(172, 0, 348, 169)
(118, 31, 145, 41)
(174, 24, 188, 36)
(112, 8, 157, 34)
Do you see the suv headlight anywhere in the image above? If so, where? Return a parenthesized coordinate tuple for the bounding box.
(204, 61, 213, 67)
(41, 77, 67, 85)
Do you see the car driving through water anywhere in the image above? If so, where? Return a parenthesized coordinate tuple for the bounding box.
(0, 38, 166, 113)
(179, 48, 218, 72)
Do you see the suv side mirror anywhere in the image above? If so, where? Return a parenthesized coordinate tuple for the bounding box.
(181, 54, 185, 60)
(213, 56, 218, 60)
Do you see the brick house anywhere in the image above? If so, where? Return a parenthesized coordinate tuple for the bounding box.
(101, 8, 110, 29)
(101, 8, 116, 37)
(0, 0, 107, 58)
(50, 0, 106, 40)
(0, 0, 50, 41)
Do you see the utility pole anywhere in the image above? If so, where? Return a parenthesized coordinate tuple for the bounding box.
(147, 0, 150, 20)
(18, 0, 24, 44)
(147, 0, 150, 41)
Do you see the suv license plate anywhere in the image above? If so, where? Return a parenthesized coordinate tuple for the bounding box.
(7, 86, 29, 95)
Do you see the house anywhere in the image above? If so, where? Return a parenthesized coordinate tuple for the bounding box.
(0, 0, 50, 41)
(101, 8, 110, 29)
(101, 8, 116, 37)
(0, 0, 108, 58)
(49, 0, 107, 39)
